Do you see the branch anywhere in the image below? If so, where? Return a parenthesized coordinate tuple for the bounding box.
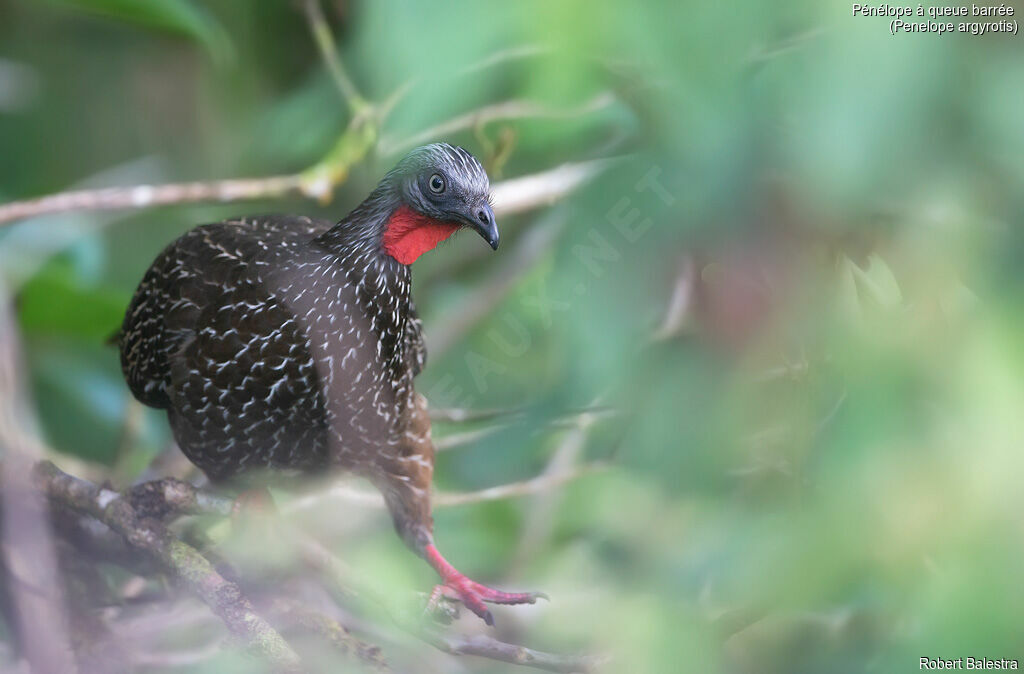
(426, 632, 608, 674)
(434, 425, 505, 451)
(429, 403, 616, 426)
(268, 599, 390, 672)
(512, 410, 596, 570)
(0, 155, 605, 228)
(429, 406, 524, 423)
(107, 455, 603, 518)
(651, 255, 697, 342)
(379, 93, 615, 157)
(300, 0, 368, 115)
(283, 462, 603, 514)
(31, 461, 304, 673)
(491, 159, 612, 216)
(379, 44, 551, 120)
(21, 460, 605, 672)
(434, 463, 605, 507)
(296, 537, 607, 674)
(0, 174, 302, 227)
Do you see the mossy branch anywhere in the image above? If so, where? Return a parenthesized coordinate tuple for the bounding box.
(31, 461, 304, 673)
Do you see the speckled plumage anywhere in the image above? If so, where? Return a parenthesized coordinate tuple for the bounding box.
(122, 214, 419, 475)
(119, 144, 541, 624)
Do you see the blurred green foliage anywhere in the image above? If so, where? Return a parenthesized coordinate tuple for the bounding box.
(2, 0, 1023, 672)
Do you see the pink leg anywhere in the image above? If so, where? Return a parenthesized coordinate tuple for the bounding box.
(230, 486, 276, 519)
(423, 543, 547, 626)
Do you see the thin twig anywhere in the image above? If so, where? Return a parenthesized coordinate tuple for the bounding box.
(460, 44, 549, 76)
(300, 0, 368, 115)
(376, 44, 551, 124)
(513, 413, 596, 571)
(379, 93, 615, 157)
(429, 406, 524, 423)
(433, 463, 605, 507)
(430, 403, 616, 426)
(434, 425, 505, 451)
(425, 632, 608, 674)
(283, 462, 603, 514)
(651, 255, 696, 341)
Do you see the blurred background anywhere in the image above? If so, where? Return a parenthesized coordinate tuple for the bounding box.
(1, 0, 1023, 672)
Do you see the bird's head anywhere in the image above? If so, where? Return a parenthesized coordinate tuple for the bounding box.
(377, 143, 497, 265)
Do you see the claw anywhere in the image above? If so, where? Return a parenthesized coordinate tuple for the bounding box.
(423, 543, 546, 626)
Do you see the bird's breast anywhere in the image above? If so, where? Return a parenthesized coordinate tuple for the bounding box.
(275, 254, 415, 451)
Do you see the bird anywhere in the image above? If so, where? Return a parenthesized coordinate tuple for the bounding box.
(117, 143, 544, 625)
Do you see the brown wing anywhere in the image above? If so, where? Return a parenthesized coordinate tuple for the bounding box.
(120, 216, 333, 480)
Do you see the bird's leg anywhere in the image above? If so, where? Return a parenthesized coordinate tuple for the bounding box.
(422, 541, 548, 626)
(230, 486, 276, 519)
(380, 396, 546, 626)
(378, 477, 547, 626)
(229, 486, 278, 541)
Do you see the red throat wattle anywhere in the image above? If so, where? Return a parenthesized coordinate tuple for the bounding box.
(382, 205, 460, 265)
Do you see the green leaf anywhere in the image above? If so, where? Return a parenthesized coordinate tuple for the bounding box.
(17, 260, 128, 340)
(45, 0, 234, 66)
(837, 252, 904, 319)
(852, 253, 903, 309)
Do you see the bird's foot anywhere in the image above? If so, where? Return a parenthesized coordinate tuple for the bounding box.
(230, 486, 276, 519)
(423, 543, 547, 626)
(229, 487, 278, 541)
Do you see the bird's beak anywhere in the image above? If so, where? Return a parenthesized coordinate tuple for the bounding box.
(461, 203, 499, 250)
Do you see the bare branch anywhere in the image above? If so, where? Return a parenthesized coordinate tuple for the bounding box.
(415, 157, 612, 288)
(0, 174, 303, 227)
(31, 462, 303, 672)
(15, 455, 604, 672)
(0, 155, 606, 230)
(433, 463, 605, 507)
(492, 159, 612, 216)
(426, 632, 608, 674)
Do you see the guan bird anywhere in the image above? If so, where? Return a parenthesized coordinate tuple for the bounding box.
(117, 143, 544, 625)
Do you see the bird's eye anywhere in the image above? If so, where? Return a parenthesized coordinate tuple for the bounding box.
(428, 173, 446, 194)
